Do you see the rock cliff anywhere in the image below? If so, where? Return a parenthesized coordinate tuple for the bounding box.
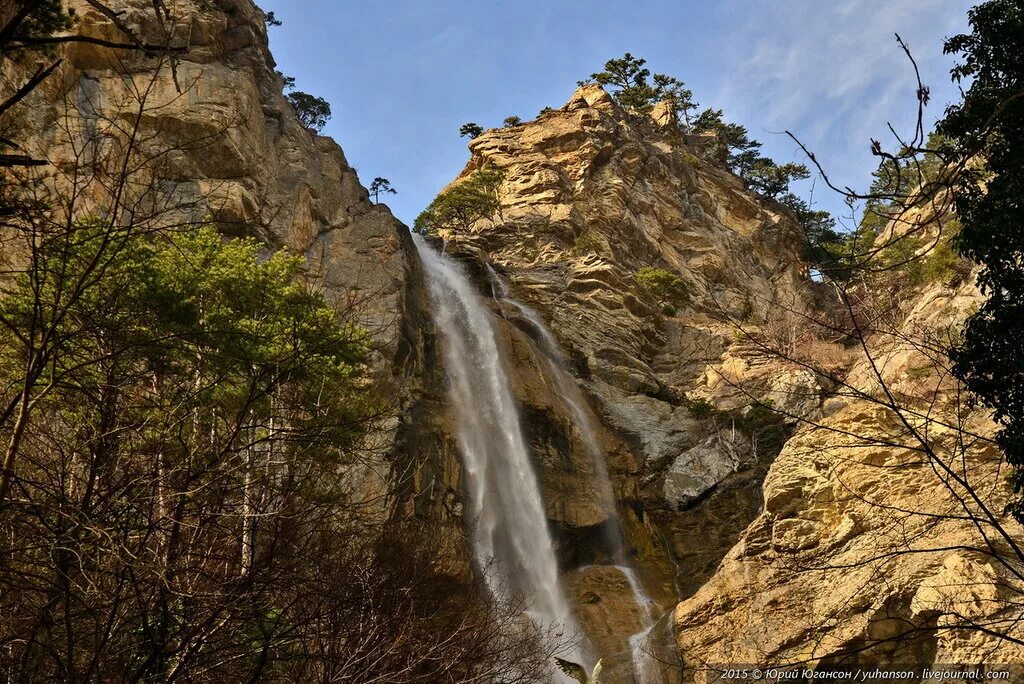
(426, 86, 1024, 679)
(672, 198, 1024, 679)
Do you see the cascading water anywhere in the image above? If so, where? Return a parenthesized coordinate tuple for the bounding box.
(412, 235, 580, 655)
(484, 265, 669, 684)
(485, 265, 622, 549)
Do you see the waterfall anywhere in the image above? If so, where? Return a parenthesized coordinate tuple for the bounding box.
(629, 623, 660, 684)
(484, 265, 664, 684)
(412, 235, 579, 651)
(484, 265, 623, 550)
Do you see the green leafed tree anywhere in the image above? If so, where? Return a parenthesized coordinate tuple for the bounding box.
(503, 115, 522, 127)
(585, 53, 697, 121)
(745, 160, 810, 199)
(692, 108, 761, 164)
(635, 266, 689, 316)
(414, 165, 504, 234)
(287, 91, 332, 132)
(369, 177, 397, 203)
(693, 108, 811, 205)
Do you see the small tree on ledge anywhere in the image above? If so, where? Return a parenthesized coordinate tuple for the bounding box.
(460, 122, 484, 139)
(414, 165, 504, 234)
(287, 91, 332, 132)
(635, 266, 689, 316)
(584, 53, 697, 122)
(369, 177, 397, 203)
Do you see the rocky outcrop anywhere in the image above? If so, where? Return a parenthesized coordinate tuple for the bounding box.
(673, 224, 1024, 677)
(435, 84, 820, 588)
(15, 0, 410, 347)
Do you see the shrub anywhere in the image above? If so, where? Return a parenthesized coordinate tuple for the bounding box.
(737, 400, 792, 459)
(635, 266, 689, 312)
(683, 395, 718, 419)
(877, 229, 972, 287)
(571, 231, 604, 256)
(503, 116, 522, 127)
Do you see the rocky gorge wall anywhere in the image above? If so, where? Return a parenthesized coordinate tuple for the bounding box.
(419, 83, 1024, 680)
(672, 200, 1024, 680)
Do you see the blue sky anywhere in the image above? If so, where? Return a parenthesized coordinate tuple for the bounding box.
(259, 0, 974, 230)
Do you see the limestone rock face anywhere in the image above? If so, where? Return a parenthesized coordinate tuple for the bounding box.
(430, 85, 826, 676)
(673, 272, 1024, 677)
(663, 431, 750, 509)
(13, 0, 413, 352)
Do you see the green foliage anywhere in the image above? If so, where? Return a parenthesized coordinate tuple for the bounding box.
(746, 161, 810, 199)
(879, 234, 927, 283)
(683, 395, 717, 419)
(694, 109, 811, 203)
(693, 108, 759, 163)
(0, 0, 70, 54)
(737, 400, 792, 459)
(876, 229, 972, 288)
(538, 106, 554, 116)
(680, 396, 792, 459)
(571, 231, 604, 256)
(585, 53, 697, 122)
(841, 129, 957, 280)
(921, 231, 971, 285)
(682, 152, 703, 167)
(635, 267, 689, 314)
(940, 3, 1024, 521)
(1, 221, 374, 450)
(584, 55, 823, 245)
(503, 116, 522, 127)
(278, 72, 297, 91)
(414, 165, 504, 234)
(867, 131, 954, 203)
(287, 91, 332, 132)
(459, 122, 484, 139)
(369, 177, 397, 203)
(778, 193, 852, 280)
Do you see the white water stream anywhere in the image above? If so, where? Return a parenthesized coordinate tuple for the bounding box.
(484, 266, 662, 683)
(413, 236, 580, 656)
